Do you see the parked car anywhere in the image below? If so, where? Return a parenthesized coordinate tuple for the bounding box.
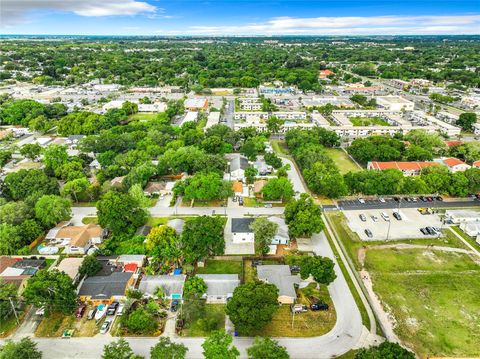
(371, 215, 378, 222)
(425, 227, 435, 235)
(35, 307, 45, 316)
(411, 197, 418, 202)
(379, 198, 386, 203)
(264, 203, 272, 208)
(426, 196, 433, 202)
(380, 212, 390, 221)
(107, 302, 119, 316)
(87, 308, 97, 320)
(311, 303, 329, 311)
(392, 211, 402, 221)
(359, 214, 367, 222)
(358, 198, 366, 204)
(436, 196, 443, 201)
(117, 305, 124, 316)
(238, 197, 244, 206)
(393, 197, 400, 202)
(364, 229, 373, 238)
(403, 197, 411, 202)
(100, 319, 112, 334)
(170, 299, 179, 312)
(291, 304, 308, 313)
(75, 305, 86, 318)
(419, 196, 427, 202)
(420, 227, 428, 235)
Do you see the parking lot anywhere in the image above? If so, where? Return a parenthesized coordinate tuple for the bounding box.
(343, 208, 443, 241)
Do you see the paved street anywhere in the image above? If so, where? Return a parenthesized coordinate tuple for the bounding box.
(337, 198, 480, 211)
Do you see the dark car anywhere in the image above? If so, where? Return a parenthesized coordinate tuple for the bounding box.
(392, 212, 402, 221)
(425, 227, 435, 235)
(436, 196, 443, 201)
(75, 305, 86, 318)
(420, 227, 428, 235)
(106, 302, 119, 316)
(393, 197, 400, 202)
(290, 265, 301, 274)
(87, 308, 97, 320)
(170, 300, 179, 312)
(426, 197, 433, 202)
(403, 197, 411, 202)
(359, 214, 367, 222)
(364, 229, 373, 238)
(419, 196, 427, 202)
(311, 303, 329, 311)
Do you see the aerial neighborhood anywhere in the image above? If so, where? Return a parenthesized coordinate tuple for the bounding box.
(0, 33, 479, 359)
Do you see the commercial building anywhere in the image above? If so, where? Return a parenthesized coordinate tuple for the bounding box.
(376, 96, 415, 111)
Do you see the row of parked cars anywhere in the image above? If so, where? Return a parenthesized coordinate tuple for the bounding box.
(420, 226, 441, 236)
(359, 210, 402, 223)
(291, 302, 329, 314)
(358, 196, 443, 204)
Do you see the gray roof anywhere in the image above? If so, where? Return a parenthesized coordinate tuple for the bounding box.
(12, 259, 45, 269)
(135, 225, 152, 236)
(78, 272, 132, 299)
(138, 275, 186, 296)
(197, 274, 240, 296)
(229, 155, 249, 171)
(67, 135, 85, 141)
(267, 216, 289, 243)
(167, 219, 185, 234)
(256, 265, 300, 299)
(117, 255, 146, 263)
(231, 218, 254, 233)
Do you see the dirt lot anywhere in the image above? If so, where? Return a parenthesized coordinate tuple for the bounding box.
(344, 208, 443, 241)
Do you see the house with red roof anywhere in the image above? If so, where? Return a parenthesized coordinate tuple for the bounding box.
(472, 160, 480, 169)
(434, 157, 471, 173)
(367, 161, 439, 176)
(444, 140, 463, 148)
(319, 69, 334, 79)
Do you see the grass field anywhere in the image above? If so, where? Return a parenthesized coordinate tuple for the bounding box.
(251, 284, 336, 337)
(365, 248, 480, 357)
(196, 259, 242, 275)
(270, 140, 292, 158)
(35, 312, 75, 337)
(450, 226, 480, 251)
(128, 113, 158, 121)
(349, 116, 390, 127)
(82, 217, 98, 225)
(324, 148, 362, 174)
(180, 304, 225, 337)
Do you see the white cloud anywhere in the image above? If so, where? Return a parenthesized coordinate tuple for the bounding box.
(1, 0, 157, 26)
(186, 15, 480, 35)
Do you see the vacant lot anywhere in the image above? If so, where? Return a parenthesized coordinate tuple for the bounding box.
(365, 247, 480, 357)
(196, 259, 242, 275)
(324, 148, 361, 174)
(250, 284, 336, 337)
(180, 304, 225, 337)
(349, 116, 390, 127)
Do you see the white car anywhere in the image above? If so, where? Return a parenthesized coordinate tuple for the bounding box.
(100, 319, 112, 334)
(380, 212, 390, 221)
(35, 307, 45, 316)
(379, 198, 386, 203)
(358, 198, 366, 204)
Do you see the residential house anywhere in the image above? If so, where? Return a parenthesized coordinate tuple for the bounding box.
(110, 176, 126, 188)
(256, 265, 301, 304)
(267, 217, 289, 245)
(89, 159, 101, 170)
(253, 179, 267, 197)
(135, 225, 152, 237)
(184, 98, 208, 111)
(197, 274, 240, 303)
(472, 160, 480, 169)
(318, 69, 334, 79)
(66, 135, 85, 148)
(253, 157, 271, 176)
(434, 157, 471, 173)
(367, 161, 439, 176)
(78, 272, 134, 305)
(143, 182, 165, 196)
(231, 218, 255, 244)
(138, 275, 186, 300)
(232, 181, 244, 196)
(0, 257, 44, 293)
(55, 257, 84, 282)
(228, 154, 249, 181)
(116, 255, 146, 273)
(54, 224, 106, 254)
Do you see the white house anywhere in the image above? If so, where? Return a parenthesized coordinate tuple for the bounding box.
(47, 223, 106, 254)
(228, 154, 249, 180)
(197, 274, 240, 303)
(231, 218, 255, 243)
(434, 157, 471, 173)
(267, 216, 290, 245)
(445, 210, 480, 224)
(376, 95, 415, 111)
(138, 275, 186, 300)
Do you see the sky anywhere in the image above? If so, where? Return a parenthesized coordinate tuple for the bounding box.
(1, 0, 480, 36)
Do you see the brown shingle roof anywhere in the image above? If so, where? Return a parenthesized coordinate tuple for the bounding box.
(0, 256, 18, 274)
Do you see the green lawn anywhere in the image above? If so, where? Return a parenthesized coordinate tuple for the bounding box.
(365, 248, 480, 357)
(196, 260, 242, 275)
(349, 116, 390, 127)
(128, 113, 159, 121)
(82, 217, 98, 225)
(270, 140, 292, 158)
(324, 148, 362, 174)
(180, 304, 225, 337)
(450, 226, 480, 251)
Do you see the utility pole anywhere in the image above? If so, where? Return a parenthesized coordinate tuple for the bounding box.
(9, 298, 19, 325)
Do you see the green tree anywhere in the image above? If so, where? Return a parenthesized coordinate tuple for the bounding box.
(355, 341, 414, 359)
(284, 194, 324, 238)
(266, 116, 284, 133)
(128, 184, 151, 209)
(264, 152, 283, 169)
(150, 337, 188, 359)
(457, 112, 477, 132)
(261, 177, 294, 201)
(122, 101, 139, 115)
(126, 308, 158, 334)
(202, 330, 239, 359)
(247, 337, 289, 359)
(61, 177, 90, 202)
(0, 201, 31, 225)
(181, 216, 225, 263)
(34, 195, 71, 228)
(183, 276, 207, 298)
(300, 256, 336, 285)
(43, 144, 68, 171)
(181, 172, 232, 202)
(23, 269, 77, 315)
(250, 217, 278, 255)
(79, 255, 102, 277)
(2, 169, 58, 201)
(145, 226, 182, 266)
(97, 191, 147, 235)
(0, 337, 42, 359)
(0, 224, 23, 255)
(226, 282, 279, 334)
(102, 338, 142, 359)
(245, 167, 258, 184)
(20, 143, 42, 161)
(0, 281, 18, 321)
